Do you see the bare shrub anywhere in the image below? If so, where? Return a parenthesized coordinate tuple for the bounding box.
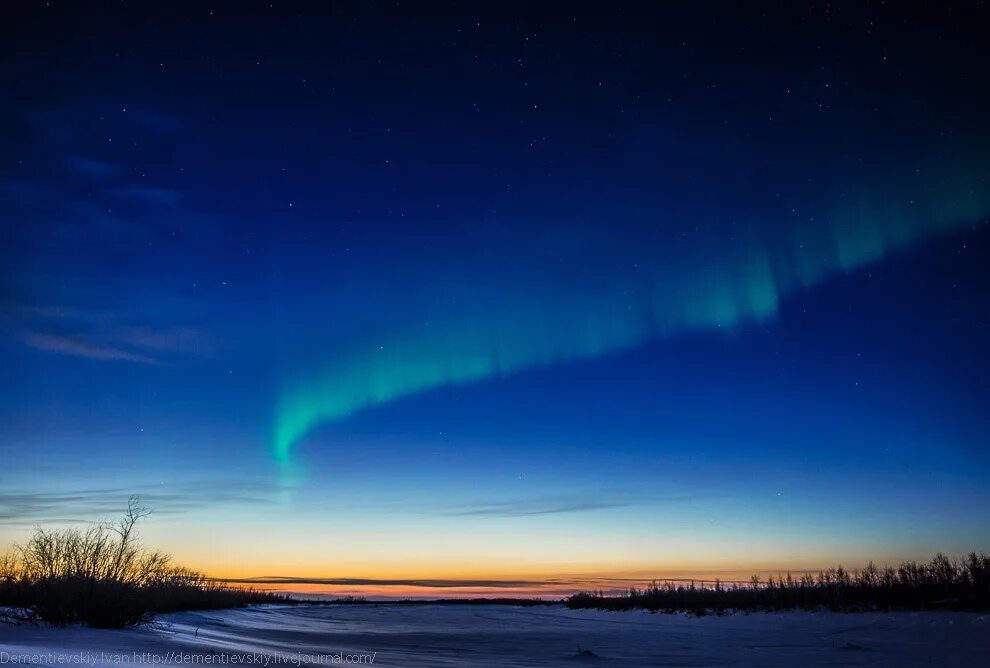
(0, 497, 288, 628)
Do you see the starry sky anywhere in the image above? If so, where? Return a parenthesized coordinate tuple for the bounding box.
(1, 1, 989, 596)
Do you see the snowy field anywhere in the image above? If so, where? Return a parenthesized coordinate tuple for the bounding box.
(2, 604, 989, 667)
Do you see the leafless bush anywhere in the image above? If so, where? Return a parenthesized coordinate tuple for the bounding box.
(0, 497, 288, 628)
(17, 499, 174, 584)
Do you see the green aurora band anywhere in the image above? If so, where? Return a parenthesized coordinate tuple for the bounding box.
(274, 164, 989, 468)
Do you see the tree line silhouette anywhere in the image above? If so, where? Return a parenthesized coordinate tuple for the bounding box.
(566, 553, 990, 613)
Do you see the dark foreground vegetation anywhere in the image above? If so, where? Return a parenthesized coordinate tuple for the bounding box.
(567, 553, 990, 614)
(5, 501, 987, 626)
(0, 498, 289, 628)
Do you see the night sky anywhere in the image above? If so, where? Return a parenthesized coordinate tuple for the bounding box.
(2, 2, 989, 595)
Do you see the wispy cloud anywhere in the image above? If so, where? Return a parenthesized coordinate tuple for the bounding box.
(21, 331, 160, 364)
(112, 325, 210, 355)
(10, 303, 212, 364)
(2, 103, 212, 366)
(222, 576, 543, 588)
(0, 480, 278, 526)
(438, 493, 704, 518)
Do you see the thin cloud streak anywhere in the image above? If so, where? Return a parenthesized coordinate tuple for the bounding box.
(440, 493, 708, 517)
(218, 574, 758, 589)
(0, 480, 279, 525)
(10, 303, 213, 364)
(21, 331, 160, 364)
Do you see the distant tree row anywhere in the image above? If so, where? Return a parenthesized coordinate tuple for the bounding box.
(566, 553, 990, 613)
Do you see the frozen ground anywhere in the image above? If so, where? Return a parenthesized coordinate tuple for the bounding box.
(2, 604, 989, 667)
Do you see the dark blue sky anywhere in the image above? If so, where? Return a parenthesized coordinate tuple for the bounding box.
(1, 1, 988, 587)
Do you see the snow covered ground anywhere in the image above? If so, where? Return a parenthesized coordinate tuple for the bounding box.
(2, 604, 988, 667)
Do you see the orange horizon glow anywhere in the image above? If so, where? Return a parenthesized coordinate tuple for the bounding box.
(200, 557, 951, 599)
(2, 526, 971, 599)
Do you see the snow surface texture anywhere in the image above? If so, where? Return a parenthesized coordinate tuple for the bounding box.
(2, 604, 989, 667)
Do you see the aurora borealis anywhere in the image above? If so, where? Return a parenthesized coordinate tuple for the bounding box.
(2, 2, 990, 595)
(275, 160, 990, 465)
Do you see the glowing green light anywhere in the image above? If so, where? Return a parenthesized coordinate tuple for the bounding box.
(274, 167, 989, 466)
